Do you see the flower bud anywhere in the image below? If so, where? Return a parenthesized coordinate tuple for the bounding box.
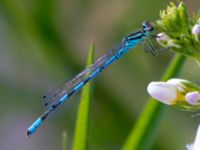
(156, 1, 200, 63)
(156, 33, 169, 47)
(166, 39, 181, 49)
(192, 24, 200, 42)
(192, 24, 200, 35)
(157, 2, 189, 35)
(147, 81, 177, 105)
(147, 78, 200, 111)
(185, 91, 200, 105)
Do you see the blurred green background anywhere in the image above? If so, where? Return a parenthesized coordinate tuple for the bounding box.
(0, 0, 200, 150)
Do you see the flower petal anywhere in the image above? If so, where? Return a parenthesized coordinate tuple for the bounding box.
(192, 24, 200, 35)
(156, 32, 169, 47)
(147, 82, 177, 105)
(192, 24, 200, 42)
(167, 78, 188, 92)
(193, 124, 200, 150)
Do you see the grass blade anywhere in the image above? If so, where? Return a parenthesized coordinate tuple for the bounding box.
(72, 43, 95, 150)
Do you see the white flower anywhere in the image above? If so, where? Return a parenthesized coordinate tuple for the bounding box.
(147, 78, 200, 110)
(186, 124, 200, 150)
(147, 81, 177, 105)
(186, 144, 193, 150)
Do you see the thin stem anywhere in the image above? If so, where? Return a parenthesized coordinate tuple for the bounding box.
(72, 44, 95, 150)
(62, 131, 68, 150)
(122, 54, 186, 150)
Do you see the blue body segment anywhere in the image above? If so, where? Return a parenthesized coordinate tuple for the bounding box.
(60, 94, 68, 103)
(26, 22, 155, 137)
(27, 118, 42, 135)
(88, 68, 100, 79)
(103, 56, 115, 68)
(74, 82, 84, 91)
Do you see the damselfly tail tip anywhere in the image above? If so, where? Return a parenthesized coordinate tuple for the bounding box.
(26, 130, 32, 138)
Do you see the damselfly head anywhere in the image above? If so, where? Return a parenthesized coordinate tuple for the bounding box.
(142, 21, 154, 33)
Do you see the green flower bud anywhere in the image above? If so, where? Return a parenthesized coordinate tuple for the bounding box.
(156, 1, 200, 64)
(167, 39, 181, 49)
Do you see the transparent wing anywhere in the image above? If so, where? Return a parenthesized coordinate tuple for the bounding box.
(42, 42, 126, 108)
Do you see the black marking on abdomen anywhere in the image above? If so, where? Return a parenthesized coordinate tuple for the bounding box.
(40, 111, 50, 121)
(68, 90, 75, 98)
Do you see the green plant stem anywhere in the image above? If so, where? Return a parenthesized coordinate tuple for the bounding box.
(72, 44, 95, 150)
(62, 131, 68, 150)
(122, 54, 186, 150)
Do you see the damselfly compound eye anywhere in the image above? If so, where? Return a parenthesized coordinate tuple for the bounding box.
(142, 21, 154, 32)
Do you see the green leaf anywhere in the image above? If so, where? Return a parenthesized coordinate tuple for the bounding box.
(72, 43, 95, 150)
(122, 54, 186, 150)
